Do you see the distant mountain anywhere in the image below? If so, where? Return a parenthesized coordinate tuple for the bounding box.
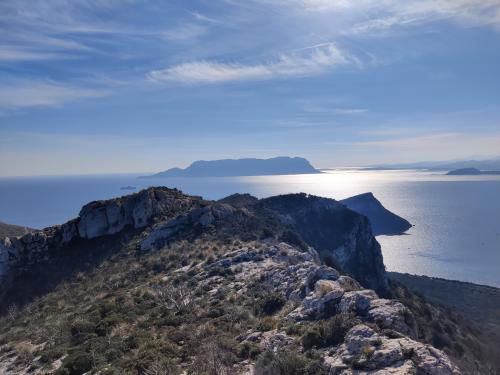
(141, 156, 320, 178)
(368, 157, 500, 171)
(434, 158, 500, 171)
(0, 221, 34, 240)
(446, 167, 500, 175)
(340, 192, 412, 235)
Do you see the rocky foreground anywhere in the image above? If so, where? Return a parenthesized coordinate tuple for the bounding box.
(0, 187, 478, 374)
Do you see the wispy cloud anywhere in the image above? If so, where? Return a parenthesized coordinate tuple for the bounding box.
(302, 105, 368, 115)
(350, 132, 500, 155)
(0, 47, 65, 61)
(148, 43, 352, 84)
(0, 79, 108, 111)
(299, 0, 500, 33)
(162, 23, 209, 43)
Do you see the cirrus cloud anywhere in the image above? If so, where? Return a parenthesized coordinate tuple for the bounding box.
(148, 43, 353, 84)
(0, 79, 108, 112)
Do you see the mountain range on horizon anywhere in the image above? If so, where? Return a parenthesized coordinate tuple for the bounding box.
(366, 156, 500, 171)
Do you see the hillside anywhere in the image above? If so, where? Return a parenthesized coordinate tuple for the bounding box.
(142, 157, 319, 178)
(0, 187, 495, 374)
(389, 272, 500, 332)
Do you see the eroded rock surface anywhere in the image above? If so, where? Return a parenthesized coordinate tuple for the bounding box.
(189, 240, 460, 374)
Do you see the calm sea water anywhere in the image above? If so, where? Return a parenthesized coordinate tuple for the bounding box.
(1, 170, 499, 287)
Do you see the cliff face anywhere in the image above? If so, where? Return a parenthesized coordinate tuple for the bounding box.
(220, 193, 388, 293)
(0, 187, 460, 375)
(256, 194, 388, 293)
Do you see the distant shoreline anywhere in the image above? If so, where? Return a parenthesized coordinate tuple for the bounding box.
(389, 272, 500, 331)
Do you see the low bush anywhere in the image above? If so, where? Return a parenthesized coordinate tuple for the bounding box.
(55, 351, 93, 375)
(257, 316, 277, 332)
(301, 314, 356, 349)
(255, 349, 326, 375)
(256, 292, 286, 316)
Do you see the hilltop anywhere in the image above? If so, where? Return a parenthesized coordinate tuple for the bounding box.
(0, 187, 496, 374)
(142, 157, 320, 178)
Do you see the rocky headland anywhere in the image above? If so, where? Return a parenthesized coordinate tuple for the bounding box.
(340, 193, 412, 235)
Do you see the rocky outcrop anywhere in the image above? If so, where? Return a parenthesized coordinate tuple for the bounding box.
(77, 187, 202, 239)
(139, 203, 257, 251)
(340, 192, 412, 235)
(219, 192, 390, 293)
(0, 187, 202, 298)
(196, 240, 460, 374)
(325, 324, 460, 374)
(256, 193, 388, 293)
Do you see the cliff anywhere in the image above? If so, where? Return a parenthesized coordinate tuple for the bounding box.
(0, 187, 463, 374)
(142, 156, 320, 178)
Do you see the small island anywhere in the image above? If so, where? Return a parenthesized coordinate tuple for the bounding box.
(120, 186, 137, 190)
(446, 167, 500, 175)
(140, 156, 320, 178)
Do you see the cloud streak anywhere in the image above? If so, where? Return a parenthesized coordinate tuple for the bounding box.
(350, 132, 500, 157)
(0, 80, 108, 111)
(148, 43, 351, 84)
(299, 0, 500, 33)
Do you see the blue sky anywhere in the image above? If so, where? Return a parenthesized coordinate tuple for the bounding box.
(1, 0, 500, 176)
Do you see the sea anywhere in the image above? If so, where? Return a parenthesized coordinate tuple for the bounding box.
(1, 169, 499, 287)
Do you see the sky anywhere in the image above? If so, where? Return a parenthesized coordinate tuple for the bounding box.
(1, 0, 500, 176)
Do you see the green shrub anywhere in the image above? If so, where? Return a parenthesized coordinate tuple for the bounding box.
(255, 349, 311, 375)
(39, 347, 65, 364)
(301, 314, 355, 349)
(237, 342, 261, 360)
(278, 230, 308, 252)
(301, 326, 322, 349)
(57, 351, 93, 375)
(257, 292, 286, 316)
(257, 316, 277, 331)
(431, 331, 451, 349)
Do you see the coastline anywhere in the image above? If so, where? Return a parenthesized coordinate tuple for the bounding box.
(389, 271, 500, 331)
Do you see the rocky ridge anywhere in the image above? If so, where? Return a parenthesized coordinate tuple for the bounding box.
(0, 187, 461, 374)
(0, 188, 204, 299)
